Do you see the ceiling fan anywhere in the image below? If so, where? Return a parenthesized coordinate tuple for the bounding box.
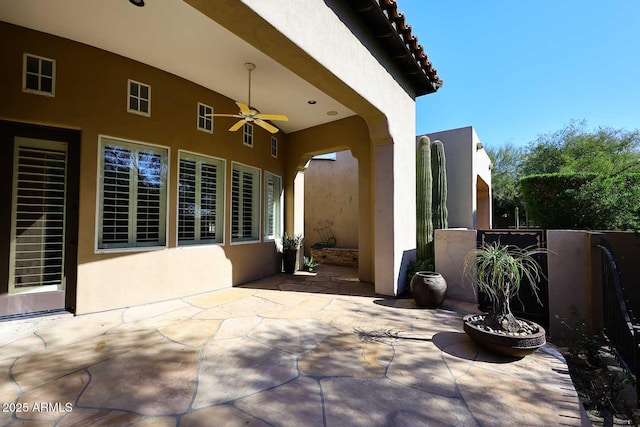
(209, 62, 288, 134)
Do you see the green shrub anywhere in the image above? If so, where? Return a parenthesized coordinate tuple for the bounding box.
(520, 173, 640, 230)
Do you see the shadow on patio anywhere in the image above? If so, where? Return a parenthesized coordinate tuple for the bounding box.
(0, 264, 589, 426)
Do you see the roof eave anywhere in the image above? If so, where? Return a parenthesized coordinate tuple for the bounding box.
(348, 0, 443, 96)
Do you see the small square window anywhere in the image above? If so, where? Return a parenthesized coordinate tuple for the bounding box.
(243, 123, 253, 147)
(271, 137, 278, 158)
(197, 103, 213, 133)
(127, 79, 151, 116)
(23, 53, 56, 97)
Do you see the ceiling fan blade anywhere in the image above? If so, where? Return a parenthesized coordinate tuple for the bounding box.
(207, 113, 243, 118)
(254, 113, 289, 122)
(236, 102, 251, 114)
(229, 119, 246, 132)
(254, 119, 279, 134)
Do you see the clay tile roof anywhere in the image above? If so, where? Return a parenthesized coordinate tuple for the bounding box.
(348, 0, 443, 96)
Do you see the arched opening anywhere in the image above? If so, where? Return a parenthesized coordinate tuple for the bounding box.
(476, 176, 491, 229)
(285, 116, 373, 285)
(304, 150, 359, 266)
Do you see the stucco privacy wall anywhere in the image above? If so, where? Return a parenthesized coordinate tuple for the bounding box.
(547, 230, 594, 340)
(304, 150, 359, 255)
(435, 229, 602, 338)
(434, 229, 476, 302)
(0, 23, 283, 313)
(189, 0, 420, 295)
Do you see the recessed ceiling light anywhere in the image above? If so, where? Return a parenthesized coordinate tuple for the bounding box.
(307, 100, 317, 105)
(129, 0, 144, 7)
(326, 110, 338, 116)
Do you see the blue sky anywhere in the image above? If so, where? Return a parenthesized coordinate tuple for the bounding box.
(400, 1, 640, 148)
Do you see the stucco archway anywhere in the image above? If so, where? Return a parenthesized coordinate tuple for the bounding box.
(285, 116, 374, 284)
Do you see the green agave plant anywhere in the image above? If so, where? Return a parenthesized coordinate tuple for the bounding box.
(463, 241, 547, 333)
(281, 232, 303, 250)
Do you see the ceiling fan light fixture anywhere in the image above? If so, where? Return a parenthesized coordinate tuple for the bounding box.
(209, 63, 288, 134)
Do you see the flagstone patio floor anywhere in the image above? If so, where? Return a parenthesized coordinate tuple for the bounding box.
(0, 265, 590, 426)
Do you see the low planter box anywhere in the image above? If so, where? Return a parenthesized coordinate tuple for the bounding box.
(310, 248, 358, 267)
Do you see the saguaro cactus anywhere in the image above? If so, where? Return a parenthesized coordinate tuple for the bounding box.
(431, 139, 448, 230)
(416, 136, 433, 262)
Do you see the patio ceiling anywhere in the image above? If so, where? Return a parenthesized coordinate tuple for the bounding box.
(0, 0, 356, 134)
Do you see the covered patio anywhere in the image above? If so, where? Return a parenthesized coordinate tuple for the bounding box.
(1, 265, 588, 426)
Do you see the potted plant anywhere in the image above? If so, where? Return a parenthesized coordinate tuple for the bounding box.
(302, 256, 318, 272)
(281, 232, 303, 274)
(462, 241, 547, 357)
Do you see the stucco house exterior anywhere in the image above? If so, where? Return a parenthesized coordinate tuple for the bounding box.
(0, 0, 442, 317)
(423, 126, 493, 230)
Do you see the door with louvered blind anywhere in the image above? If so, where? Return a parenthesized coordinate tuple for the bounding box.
(1, 123, 79, 317)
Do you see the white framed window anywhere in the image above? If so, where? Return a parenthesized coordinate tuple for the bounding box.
(23, 53, 55, 96)
(243, 123, 253, 147)
(271, 136, 278, 158)
(96, 136, 168, 251)
(197, 103, 213, 133)
(231, 162, 260, 243)
(178, 151, 225, 246)
(127, 79, 151, 116)
(263, 172, 282, 241)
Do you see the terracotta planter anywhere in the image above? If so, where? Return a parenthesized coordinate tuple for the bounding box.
(411, 271, 447, 308)
(463, 314, 546, 358)
(282, 249, 298, 274)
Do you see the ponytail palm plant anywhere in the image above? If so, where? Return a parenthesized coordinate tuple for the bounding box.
(463, 242, 546, 333)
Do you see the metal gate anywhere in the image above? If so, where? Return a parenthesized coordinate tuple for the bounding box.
(476, 230, 549, 328)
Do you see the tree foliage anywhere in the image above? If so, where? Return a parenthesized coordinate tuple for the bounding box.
(485, 144, 526, 228)
(522, 120, 640, 176)
(488, 121, 640, 230)
(520, 173, 640, 230)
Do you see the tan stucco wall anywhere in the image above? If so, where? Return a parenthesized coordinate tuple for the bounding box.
(0, 23, 284, 313)
(547, 230, 593, 339)
(190, 0, 419, 295)
(304, 150, 359, 255)
(425, 126, 493, 230)
(434, 229, 477, 302)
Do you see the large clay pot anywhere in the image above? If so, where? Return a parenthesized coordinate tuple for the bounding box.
(463, 314, 546, 358)
(411, 271, 447, 308)
(282, 249, 298, 274)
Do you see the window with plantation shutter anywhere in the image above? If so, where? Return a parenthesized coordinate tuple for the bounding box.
(9, 138, 67, 293)
(263, 172, 282, 241)
(231, 162, 260, 243)
(97, 137, 168, 251)
(178, 152, 224, 245)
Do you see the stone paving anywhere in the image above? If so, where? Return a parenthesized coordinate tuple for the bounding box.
(0, 265, 590, 426)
